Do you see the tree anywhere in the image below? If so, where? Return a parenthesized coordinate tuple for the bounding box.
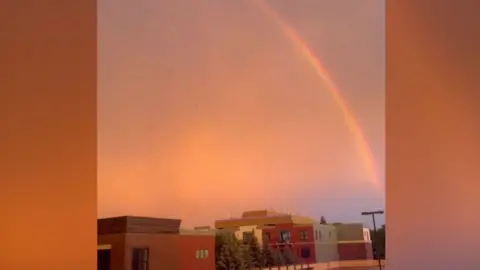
(370, 224, 386, 260)
(275, 249, 285, 270)
(282, 246, 297, 269)
(320, 216, 327, 224)
(241, 247, 253, 270)
(244, 232, 263, 269)
(215, 233, 226, 261)
(261, 242, 278, 270)
(215, 231, 245, 270)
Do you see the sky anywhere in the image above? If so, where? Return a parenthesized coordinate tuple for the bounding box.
(97, 0, 385, 227)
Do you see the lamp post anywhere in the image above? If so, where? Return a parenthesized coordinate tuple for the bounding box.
(361, 210, 384, 270)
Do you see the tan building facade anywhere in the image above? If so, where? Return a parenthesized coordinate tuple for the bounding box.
(234, 225, 265, 245)
(362, 228, 372, 242)
(333, 223, 373, 260)
(312, 223, 339, 262)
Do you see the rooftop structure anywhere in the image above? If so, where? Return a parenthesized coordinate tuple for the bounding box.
(215, 209, 317, 229)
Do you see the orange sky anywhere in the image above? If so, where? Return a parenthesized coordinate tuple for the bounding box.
(97, 0, 385, 227)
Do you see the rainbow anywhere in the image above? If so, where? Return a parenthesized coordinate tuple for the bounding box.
(254, 0, 382, 191)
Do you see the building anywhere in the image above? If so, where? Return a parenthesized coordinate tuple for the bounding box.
(215, 209, 374, 264)
(312, 223, 339, 262)
(178, 228, 216, 270)
(263, 222, 317, 264)
(97, 216, 215, 270)
(215, 209, 318, 264)
(333, 223, 373, 260)
(233, 225, 265, 246)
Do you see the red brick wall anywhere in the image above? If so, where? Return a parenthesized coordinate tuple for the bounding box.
(263, 224, 317, 264)
(293, 243, 316, 264)
(98, 233, 126, 270)
(178, 234, 215, 270)
(293, 225, 316, 264)
(99, 232, 215, 270)
(337, 242, 373, 260)
(263, 224, 313, 243)
(124, 233, 180, 270)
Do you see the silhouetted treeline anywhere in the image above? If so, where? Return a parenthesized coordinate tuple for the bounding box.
(215, 230, 311, 270)
(370, 224, 386, 259)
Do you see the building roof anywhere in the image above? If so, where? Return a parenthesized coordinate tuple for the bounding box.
(332, 222, 367, 241)
(179, 228, 216, 236)
(98, 216, 218, 237)
(241, 210, 283, 218)
(215, 209, 316, 229)
(98, 216, 181, 235)
(312, 222, 336, 229)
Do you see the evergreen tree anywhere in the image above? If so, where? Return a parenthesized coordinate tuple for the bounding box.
(275, 249, 285, 270)
(282, 246, 297, 269)
(215, 233, 226, 262)
(246, 233, 263, 269)
(215, 231, 245, 270)
(241, 245, 252, 270)
(320, 216, 327, 224)
(370, 224, 386, 259)
(261, 242, 278, 270)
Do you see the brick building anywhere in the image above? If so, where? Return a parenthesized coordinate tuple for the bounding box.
(262, 223, 317, 264)
(215, 210, 318, 264)
(97, 216, 215, 270)
(214, 210, 373, 264)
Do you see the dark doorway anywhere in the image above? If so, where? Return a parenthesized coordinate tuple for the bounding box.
(97, 249, 111, 270)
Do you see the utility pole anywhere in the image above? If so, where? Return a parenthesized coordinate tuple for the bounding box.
(361, 210, 384, 270)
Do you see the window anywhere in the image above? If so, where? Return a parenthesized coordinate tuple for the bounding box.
(132, 248, 149, 270)
(195, 250, 200, 259)
(243, 231, 254, 243)
(299, 230, 308, 241)
(263, 232, 271, 241)
(300, 247, 310, 258)
(196, 249, 209, 259)
(318, 230, 322, 241)
(279, 230, 290, 241)
(315, 230, 319, 241)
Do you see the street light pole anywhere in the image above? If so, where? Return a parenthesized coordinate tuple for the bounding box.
(361, 210, 384, 270)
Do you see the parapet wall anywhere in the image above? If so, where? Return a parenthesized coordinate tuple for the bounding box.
(261, 259, 386, 270)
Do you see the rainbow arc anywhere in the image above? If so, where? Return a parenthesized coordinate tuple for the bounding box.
(254, 0, 382, 191)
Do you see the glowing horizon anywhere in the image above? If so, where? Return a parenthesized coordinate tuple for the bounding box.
(255, 0, 382, 191)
